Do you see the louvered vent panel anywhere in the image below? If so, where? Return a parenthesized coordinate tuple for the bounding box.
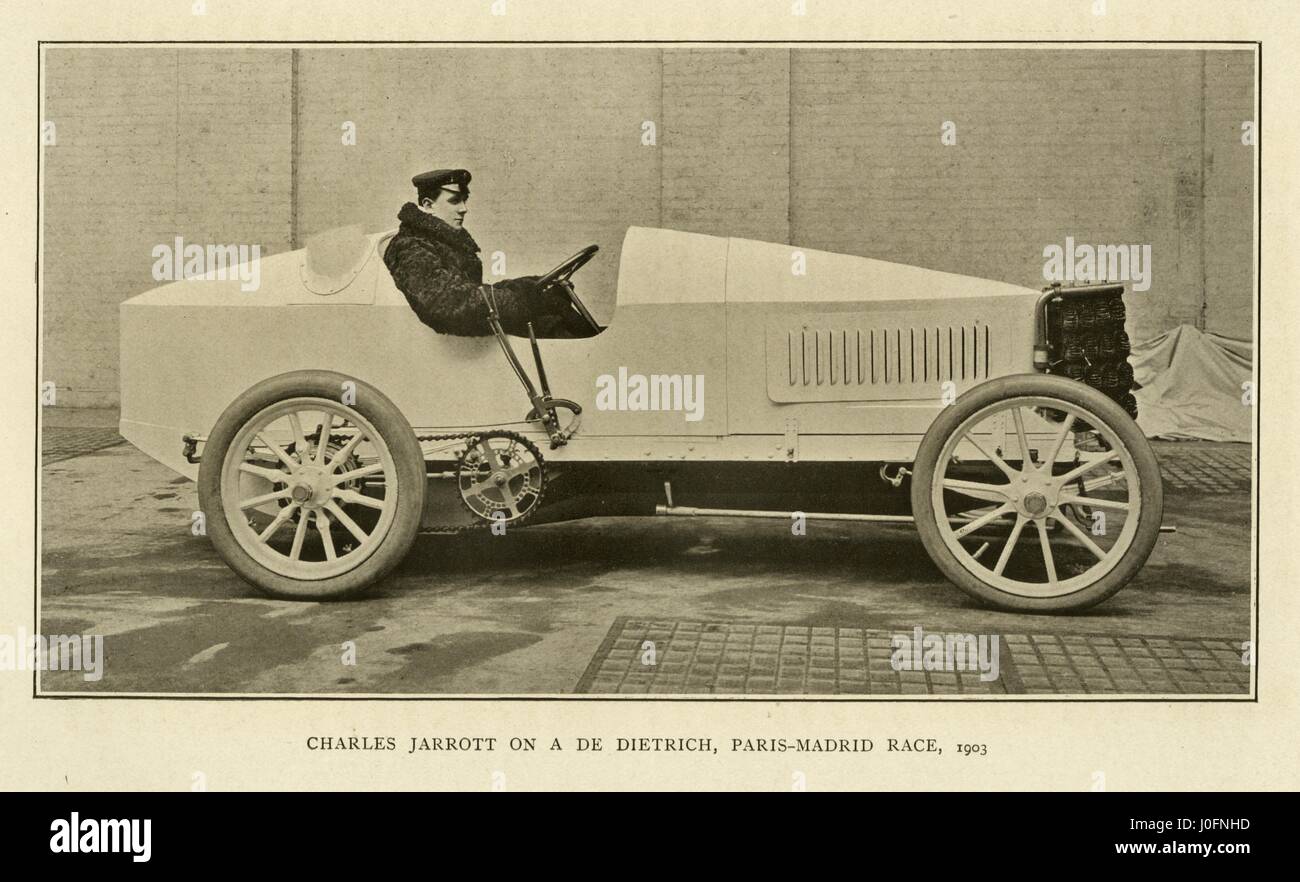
(769, 319, 993, 402)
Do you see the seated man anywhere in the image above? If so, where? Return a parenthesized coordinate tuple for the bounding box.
(383, 168, 590, 338)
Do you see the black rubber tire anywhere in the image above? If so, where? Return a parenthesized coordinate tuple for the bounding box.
(197, 370, 425, 600)
(910, 374, 1163, 613)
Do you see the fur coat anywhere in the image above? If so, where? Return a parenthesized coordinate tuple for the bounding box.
(383, 202, 580, 337)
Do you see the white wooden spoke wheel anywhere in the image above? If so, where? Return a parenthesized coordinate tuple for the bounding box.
(198, 372, 425, 600)
(222, 398, 396, 580)
(911, 375, 1163, 613)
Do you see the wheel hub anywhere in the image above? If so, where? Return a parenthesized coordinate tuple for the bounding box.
(1007, 466, 1058, 519)
(1022, 491, 1049, 517)
(287, 465, 335, 508)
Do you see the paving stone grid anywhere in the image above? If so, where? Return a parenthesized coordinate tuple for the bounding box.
(575, 619, 1252, 696)
(41, 427, 124, 465)
(1152, 443, 1251, 492)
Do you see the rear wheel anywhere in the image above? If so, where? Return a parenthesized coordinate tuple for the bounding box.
(910, 374, 1162, 613)
(197, 371, 425, 600)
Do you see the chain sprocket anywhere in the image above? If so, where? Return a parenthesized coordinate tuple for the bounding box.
(454, 430, 546, 526)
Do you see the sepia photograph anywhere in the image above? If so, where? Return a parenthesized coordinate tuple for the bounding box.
(34, 41, 1256, 701)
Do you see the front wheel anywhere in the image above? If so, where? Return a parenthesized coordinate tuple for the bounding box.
(910, 374, 1163, 613)
(197, 370, 426, 600)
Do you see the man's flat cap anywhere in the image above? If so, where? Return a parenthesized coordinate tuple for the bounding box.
(413, 168, 471, 197)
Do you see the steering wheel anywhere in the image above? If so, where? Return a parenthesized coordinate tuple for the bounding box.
(536, 245, 601, 334)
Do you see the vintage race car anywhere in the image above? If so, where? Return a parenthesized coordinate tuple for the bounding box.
(119, 225, 1164, 612)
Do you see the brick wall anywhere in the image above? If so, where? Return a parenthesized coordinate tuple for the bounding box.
(661, 49, 790, 243)
(42, 47, 1255, 408)
(1202, 51, 1257, 341)
(42, 48, 293, 408)
(791, 49, 1255, 343)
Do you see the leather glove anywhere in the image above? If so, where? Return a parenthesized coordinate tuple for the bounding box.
(539, 281, 576, 313)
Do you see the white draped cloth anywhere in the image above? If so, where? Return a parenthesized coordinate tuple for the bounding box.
(1130, 324, 1253, 442)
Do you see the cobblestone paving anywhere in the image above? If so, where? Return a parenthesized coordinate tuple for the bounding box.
(1004, 633, 1249, 695)
(576, 619, 1252, 696)
(1153, 442, 1251, 492)
(41, 427, 125, 465)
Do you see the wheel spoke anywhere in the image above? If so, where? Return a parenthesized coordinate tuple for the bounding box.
(1042, 415, 1076, 470)
(240, 462, 289, 483)
(313, 411, 333, 465)
(257, 503, 299, 542)
(962, 432, 1018, 481)
(942, 478, 1011, 504)
(993, 515, 1028, 576)
(1059, 493, 1130, 512)
(1052, 511, 1109, 560)
(335, 488, 385, 510)
(1011, 407, 1030, 466)
(315, 510, 336, 561)
(324, 501, 370, 544)
(1036, 519, 1057, 586)
(327, 431, 366, 469)
(254, 433, 298, 472)
(1057, 450, 1120, 485)
(333, 462, 384, 484)
(288, 412, 308, 457)
(239, 488, 291, 510)
(952, 503, 1015, 540)
(288, 515, 309, 561)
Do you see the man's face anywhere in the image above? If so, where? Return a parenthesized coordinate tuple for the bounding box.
(421, 189, 469, 228)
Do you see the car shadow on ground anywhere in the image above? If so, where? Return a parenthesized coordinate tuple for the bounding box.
(395, 516, 1129, 585)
